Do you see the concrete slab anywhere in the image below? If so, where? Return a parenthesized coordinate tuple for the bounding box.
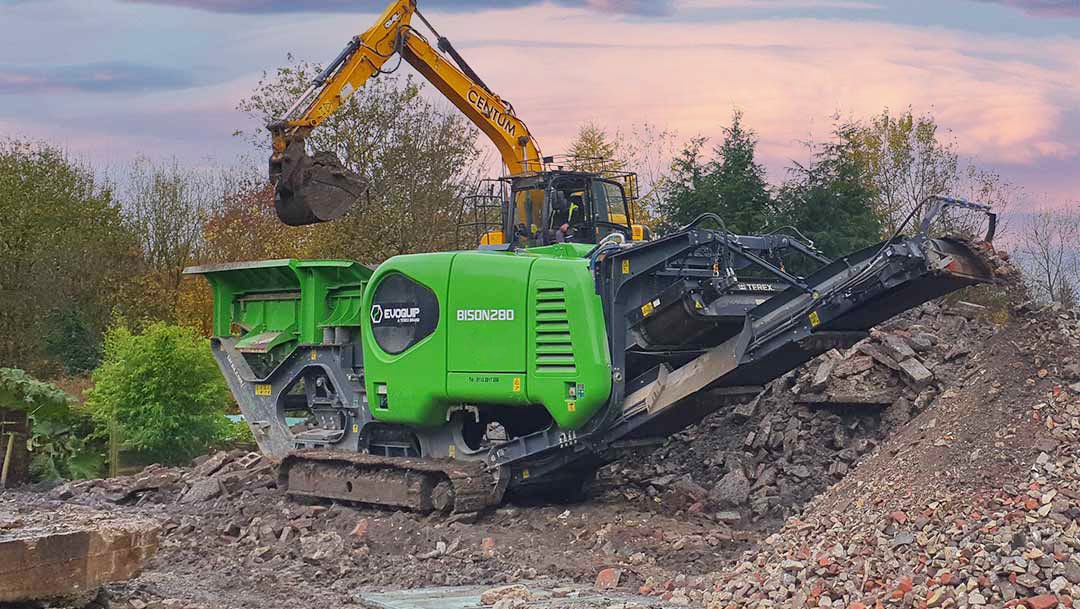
(0, 504, 160, 603)
(359, 584, 655, 609)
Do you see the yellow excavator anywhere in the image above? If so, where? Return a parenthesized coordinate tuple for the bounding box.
(268, 0, 646, 244)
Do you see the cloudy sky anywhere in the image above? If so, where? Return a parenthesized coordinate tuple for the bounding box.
(0, 0, 1077, 209)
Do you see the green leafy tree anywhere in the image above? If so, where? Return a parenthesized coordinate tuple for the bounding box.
(776, 123, 882, 258)
(658, 111, 773, 234)
(87, 322, 229, 465)
(656, 136, 713, 233)
(43, 309, 102, 375)
(0, 139, 142, 376)
(567, 121, 623, 170)
(853, 108, 959, 234)
(237, 58, 482, 262)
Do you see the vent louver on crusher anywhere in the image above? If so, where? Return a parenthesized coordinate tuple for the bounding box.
(534, 285, 576, 374)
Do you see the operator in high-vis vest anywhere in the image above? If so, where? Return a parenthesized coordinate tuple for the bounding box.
(553, 192, 583, 243)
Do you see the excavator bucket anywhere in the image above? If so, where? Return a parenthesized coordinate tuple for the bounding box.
(273, 141, 368, 226)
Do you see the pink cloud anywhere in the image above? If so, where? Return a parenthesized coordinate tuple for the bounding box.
(386, 6, 1079, 176)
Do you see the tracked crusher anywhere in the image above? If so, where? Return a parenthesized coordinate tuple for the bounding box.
(186, 202, 998, 512)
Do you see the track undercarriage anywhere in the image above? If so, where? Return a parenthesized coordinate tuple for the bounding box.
(281, 451, 506, 512)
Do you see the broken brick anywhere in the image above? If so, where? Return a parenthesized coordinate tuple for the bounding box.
(1026, 595, 1059, 609)
(595, 567, 622, 590)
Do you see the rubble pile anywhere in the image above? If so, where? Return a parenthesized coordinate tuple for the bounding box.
(610, 298, 1002, 527)
(50, 449, 274, 506)
(667, 302, 1080, 608)
(26, 450, 726, 608)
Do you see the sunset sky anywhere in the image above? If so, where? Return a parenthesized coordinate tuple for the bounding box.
(1, 0, 1077, 210)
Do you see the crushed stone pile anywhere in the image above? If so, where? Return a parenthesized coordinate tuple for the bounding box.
(607, 297, 1004, 530)
(696, 302, 1080, 609)
(626, 276, 1080, 608)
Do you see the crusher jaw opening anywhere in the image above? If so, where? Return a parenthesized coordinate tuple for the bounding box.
(269, 135, 368, 227)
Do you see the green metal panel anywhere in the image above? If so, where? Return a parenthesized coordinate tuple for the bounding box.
(520, 243, 595, 259)
(362, 253, 455, 427)
(184, 259, 372, 349)
(525, 257, 612, 429)
(446, 252, 532, 373)
(445, 372, 530, 406)
(361, 249, 611, 430)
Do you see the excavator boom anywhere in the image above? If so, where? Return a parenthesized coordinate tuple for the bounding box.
(269, 0, 543, 226)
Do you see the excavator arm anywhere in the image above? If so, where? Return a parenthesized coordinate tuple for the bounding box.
(269, 0, 544, 226)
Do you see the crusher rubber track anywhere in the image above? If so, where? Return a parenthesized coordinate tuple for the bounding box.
(279, 451, 506, 513)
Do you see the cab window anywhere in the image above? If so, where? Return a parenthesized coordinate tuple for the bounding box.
(592, 180, 631, 228)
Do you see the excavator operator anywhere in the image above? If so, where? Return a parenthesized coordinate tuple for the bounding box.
(549, 192, 584, 244)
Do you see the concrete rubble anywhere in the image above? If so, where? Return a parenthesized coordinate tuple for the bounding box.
(614, 297, 1006, 528)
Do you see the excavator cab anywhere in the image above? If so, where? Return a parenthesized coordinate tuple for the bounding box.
(495, 171, 635, 248)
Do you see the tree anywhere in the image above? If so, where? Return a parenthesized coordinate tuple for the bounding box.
(657, 110, 773, 235)
(123, 157, 225, 319)
(237, 59, 482, 262)
(710, 110, 773, 234)
(86, 322, 229, 465)
(567, 121, 621, 171)
(201, 177, 328, 262)
(852, 108, 959, 234)
(0, 139, 141, 376)
(775, 123, 882, 258)
(621, 122, 679, 224)
(656, 136, 714, 233)
(1018, 207, 1080, 306)
(564, 121, 677, 227)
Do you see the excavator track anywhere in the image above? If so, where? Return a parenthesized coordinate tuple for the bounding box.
(279, 450, 504, 513)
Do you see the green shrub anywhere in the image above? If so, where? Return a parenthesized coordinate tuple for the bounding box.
(0, 368, 106, 481)
(87, 322, 230, 465)
(216, 419, 256, 450)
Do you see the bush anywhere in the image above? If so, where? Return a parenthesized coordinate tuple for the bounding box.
(0, 368, 105, 481)
(87, 322, 230, 465)
(215, 418, 256, 451)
